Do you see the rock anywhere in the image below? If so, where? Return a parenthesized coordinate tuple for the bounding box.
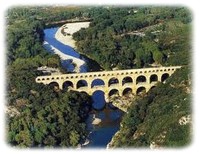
(179, 115, 191, 125)
(92, 118, 102, 125)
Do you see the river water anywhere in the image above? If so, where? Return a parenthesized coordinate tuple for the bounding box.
(43, 27, 124, 148)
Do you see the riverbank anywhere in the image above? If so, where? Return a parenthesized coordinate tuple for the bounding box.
(55, 22, 90, 48)
(43, 41, 86, 72)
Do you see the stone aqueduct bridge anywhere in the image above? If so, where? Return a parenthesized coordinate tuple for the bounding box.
(36, 66, 181, 100)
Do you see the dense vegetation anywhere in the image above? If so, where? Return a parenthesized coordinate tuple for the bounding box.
(6, 7, 92, 147)
(73, 7, 191, 70)
(109, 67, 191, 148)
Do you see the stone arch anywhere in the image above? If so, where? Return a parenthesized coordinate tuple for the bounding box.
(150, 86, 156, 90)
(122, 87, 132, 95)
(122, 76, 133, 85)
(108, 77, 119, 87)
(63, 81, 73, 90)
(136, 75, 146, 84)
(150, 74, 158, 83)
(92, 90, 106, 109)
(91, 79, 105, 88)
(161, 73, 169, 82)
(136, 86, 146, 95)
(49, 81, 60, 89)
(76, 80, 88, 89)
(109, 89, 119, 97)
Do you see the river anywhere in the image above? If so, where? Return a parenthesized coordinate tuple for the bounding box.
(43, 26, 124, 148)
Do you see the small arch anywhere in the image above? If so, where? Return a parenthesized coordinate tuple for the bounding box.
(71, 76, 74, 79)
(94, 75, 97, 77)
(172, 68, 175, 71)
(135, 72, 138, 74)
(161, 73, 169, 82)
(136, 87, 146, 95)
(144, 71, 147, 73)
(91, 79, 105, 88)
(37, 78, 41, 81)
(136, 75, 146, 84)
(56, 77, 59, 79)
(122, 88, 132, 95)
(109, 89, 119, 97)
(63, 81, 74, 91)
(98, 74, 101, 77)
(130, 72, 133, 74)
(121, 73, 124, 75)
(66, 77, 69, 79)
(150, 86, 156, 90)
(85, 75, 88, 78)
(47, 78, 50, 80)
(89, 75, 92, 77)
(122, 76, 133, 85)
(42, 78, 45, 81)
(168, 69, 171, 71)
(156, 70, 159, 72)
(152, 70, 155, 72)
(150, 74, 158, 83)
(76, 80, 88, 89)
(126, 72, 129, 75)
(108, 77, 119, 87)
(117, 73, 120, 75)
(80, 75, 83, 78)
(140, 71, 143, 73)
(61, 77, 64, 79)
(107, 74, 110, 76)
(102, 74, 105, 76)
(51, 77, 55, 80)
(164, 69, 167, 71)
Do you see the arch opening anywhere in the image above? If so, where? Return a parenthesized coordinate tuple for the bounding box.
(136, 87, 146, 95)
(136, 75, 146, 84)
(63, 81, 73, 91)
(161, 73, 169, 82)
(92, 90, 106, 110)
(49, 82, 60, 90)
(150, 74, 158, 83)
(122, 76, 133, 85)
(108, 77, 119, 87)
(122, 88, 132, 96)
(91, 79, 105, 88)
(76, 80, 88, 89)
(109, 89, 119, 97)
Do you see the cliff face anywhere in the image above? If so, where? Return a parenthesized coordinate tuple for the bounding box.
(108, 66, 192, 148)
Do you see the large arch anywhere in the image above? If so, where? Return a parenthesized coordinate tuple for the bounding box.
(63, 81, 73, 91)
(150, 74, 158, 83)
(108, 77, 119, 87)
(136, 86, 146, 95)
(122, 76, 133, 85)
(136, 75, 146, 84)
(91, 79, 105, 88)
(122, 87, 132, 95)
(92, 90, 106, 109)
(49, 82, 59, 90)
(161, 73, 169, 82)
(76, 80, 88, 89)
(109, 89, 119, 97)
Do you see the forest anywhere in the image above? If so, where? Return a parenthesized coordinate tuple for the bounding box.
(6, 6, 92, 147)
(6, 6, 192, 148)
